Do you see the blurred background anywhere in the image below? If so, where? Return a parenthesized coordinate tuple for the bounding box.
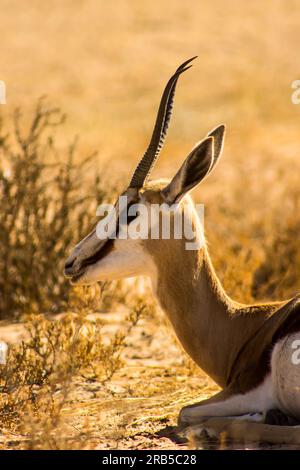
(2, 0, 300, 173)
(1, 0, 300, 449)
(2, 0, 300, 302)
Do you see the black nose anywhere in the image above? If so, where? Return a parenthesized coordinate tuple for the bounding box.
(65, 259, 75, 269)
(64, 258, 75, 272)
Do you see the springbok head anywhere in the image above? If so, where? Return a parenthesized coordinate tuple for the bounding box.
(64, 58, 225, 285)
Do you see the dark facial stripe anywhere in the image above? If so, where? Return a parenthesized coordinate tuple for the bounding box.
(81, 238, 115, 269)
(80, 199, 138, 270)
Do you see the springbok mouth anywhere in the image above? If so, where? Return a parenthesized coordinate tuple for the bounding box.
(70, 271, 85, 284)
(64, 267, 87, 284)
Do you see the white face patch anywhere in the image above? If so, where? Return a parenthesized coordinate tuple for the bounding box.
(73, 237, 157, 285)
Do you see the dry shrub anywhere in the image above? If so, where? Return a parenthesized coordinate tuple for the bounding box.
(0, 99, 114, 318)
(207, 171, 300, 306)
(0, 100, 161, 449)
(0, 291, 146, 449)
(252, 191, 300, 301)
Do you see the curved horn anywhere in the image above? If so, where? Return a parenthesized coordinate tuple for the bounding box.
(129, 56, 197, 189)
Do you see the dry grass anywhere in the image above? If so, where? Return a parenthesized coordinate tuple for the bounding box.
(0, 290, 147, 449)
(1, 0, 300, 450)
(0, 100, 120, 318)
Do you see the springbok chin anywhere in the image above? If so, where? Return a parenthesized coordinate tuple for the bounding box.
(64, 59, 300, 445)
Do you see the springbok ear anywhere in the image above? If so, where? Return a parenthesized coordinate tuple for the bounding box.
(162, 136, 214, 203)
(207, 124, 225, 172)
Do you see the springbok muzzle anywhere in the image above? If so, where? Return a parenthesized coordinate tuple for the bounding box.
(64, 229, 107, 281)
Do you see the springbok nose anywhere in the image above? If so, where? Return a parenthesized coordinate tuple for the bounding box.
(64, 257, 76, 275)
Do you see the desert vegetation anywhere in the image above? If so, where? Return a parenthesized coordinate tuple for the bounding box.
(1, 0, 300, 450)
(0, 102, 206, 449)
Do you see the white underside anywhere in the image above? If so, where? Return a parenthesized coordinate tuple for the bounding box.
(271, 333, 300, 419)
(181, 332, 300, 423)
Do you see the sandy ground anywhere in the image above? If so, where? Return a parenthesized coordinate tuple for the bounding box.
(0, 310, 219, 450)
(1, 311, 300, 450)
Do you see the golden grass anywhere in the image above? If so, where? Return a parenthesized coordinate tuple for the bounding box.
(1, 0, 300, 450)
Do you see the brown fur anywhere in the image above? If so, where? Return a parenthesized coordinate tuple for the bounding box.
(141, 181, 294, 391)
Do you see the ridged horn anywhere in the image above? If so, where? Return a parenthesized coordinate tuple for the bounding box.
(129, 56, 197, 189)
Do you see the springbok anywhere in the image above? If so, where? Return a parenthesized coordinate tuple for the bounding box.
(64, 58, 300, 445)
